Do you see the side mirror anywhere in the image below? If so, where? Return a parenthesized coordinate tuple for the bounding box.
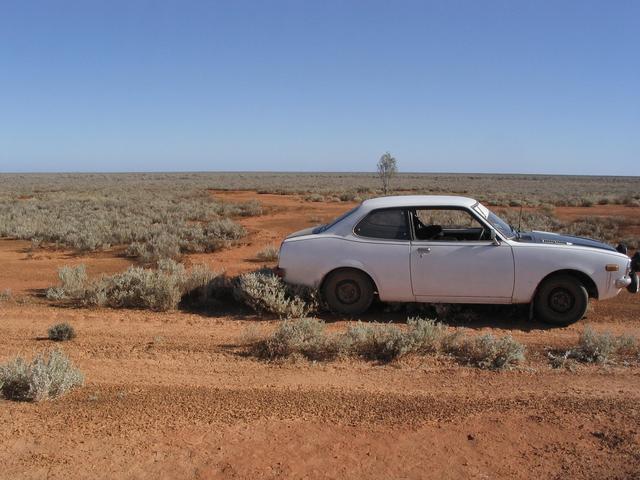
(490, 229, 500, 246)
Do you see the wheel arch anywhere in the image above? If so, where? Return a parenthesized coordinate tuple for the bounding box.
(535, 269, 599, 300)
(319, 266, 379, 295)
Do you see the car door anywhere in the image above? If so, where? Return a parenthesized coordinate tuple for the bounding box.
(410, 207, 515, 302)
(351, 207, 414, 302)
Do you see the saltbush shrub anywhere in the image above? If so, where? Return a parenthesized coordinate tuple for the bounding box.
(256, 245, 279, 262)
(563, 327, 639, 364)
(48, 322, 76, 341)
(48, 261, 222, 312)
(247, 317, 520, 366)
(344, 322, 412, 362)
(0, 350, 84, 402)
(46, 265, 88, 300)
(454, 334, 525, 370)
(233, 269, 318, 318)
(250, 317, 341, 360)
(0, 289, 12, 302)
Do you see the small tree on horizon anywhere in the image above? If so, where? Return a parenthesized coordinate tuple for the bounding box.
(377, 152, 397, 195)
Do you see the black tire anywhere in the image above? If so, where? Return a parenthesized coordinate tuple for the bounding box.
(628, 272, 639, 294)
(534, 274, 589, 326)
(322, 269, 375, 316)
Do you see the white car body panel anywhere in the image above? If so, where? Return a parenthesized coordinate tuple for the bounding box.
(278, 195, 633, 305)
(410, 240, 515, 301)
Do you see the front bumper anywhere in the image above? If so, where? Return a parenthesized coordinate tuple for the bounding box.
(615, 276, 632, 289)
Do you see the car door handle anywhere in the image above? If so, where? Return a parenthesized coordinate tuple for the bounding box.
(417, 247, 431, 257)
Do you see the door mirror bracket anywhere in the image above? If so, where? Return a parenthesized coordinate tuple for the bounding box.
(490, 229, 501, 246)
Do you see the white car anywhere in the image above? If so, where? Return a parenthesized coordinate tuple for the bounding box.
(277, 195, 638, 325)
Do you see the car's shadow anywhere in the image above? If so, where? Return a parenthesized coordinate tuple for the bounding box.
(317, 302, 553, 331)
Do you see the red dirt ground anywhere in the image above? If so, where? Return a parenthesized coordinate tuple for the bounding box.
(1, 192, 639, 480)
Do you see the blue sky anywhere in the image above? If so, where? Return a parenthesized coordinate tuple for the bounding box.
(0, 0, 638, 174)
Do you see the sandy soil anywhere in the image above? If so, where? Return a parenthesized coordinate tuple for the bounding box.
(1, 192, 639, 480)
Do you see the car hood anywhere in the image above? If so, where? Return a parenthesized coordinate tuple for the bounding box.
(515, 230, 616, 252)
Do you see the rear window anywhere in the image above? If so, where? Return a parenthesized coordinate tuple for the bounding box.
(313, 207, 359, 233)
(354, 208, 410, 240)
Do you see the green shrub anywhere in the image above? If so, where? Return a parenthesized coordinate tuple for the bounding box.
(47, 322, 76, 341)
(455, 334, 525, 370)
(0, 350, 84, 402)
(233, 269, 318, 318)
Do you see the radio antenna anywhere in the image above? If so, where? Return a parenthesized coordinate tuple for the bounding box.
(517, 204, 523, 233)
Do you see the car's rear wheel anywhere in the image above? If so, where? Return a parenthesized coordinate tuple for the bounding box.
(534, 274, 589, 326)
(322, 269, 374, 316)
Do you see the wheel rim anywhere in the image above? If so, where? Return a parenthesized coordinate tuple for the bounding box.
(335, 280, 361, 305)
(548, 287, 575, 313)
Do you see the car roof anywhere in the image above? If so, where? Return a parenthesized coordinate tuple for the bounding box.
(360, 195, 478, 210)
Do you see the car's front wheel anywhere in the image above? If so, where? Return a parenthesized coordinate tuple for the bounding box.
(322, 269, 375, 316)
(534, 274, 589, 326)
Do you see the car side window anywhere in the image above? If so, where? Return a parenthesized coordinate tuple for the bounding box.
(354, 208, 410, 240)
(413, 208, 488, 241)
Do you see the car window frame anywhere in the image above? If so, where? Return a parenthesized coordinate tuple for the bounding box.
(352, 207, 412, 242)
(409, 206, 501, 243)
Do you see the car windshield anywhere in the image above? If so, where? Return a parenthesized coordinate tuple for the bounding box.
(473, 203, 515, 239)
(312, 207, 359, 233)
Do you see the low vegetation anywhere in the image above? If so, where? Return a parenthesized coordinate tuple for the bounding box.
(0, 179, 258, 261)
(454, 334, 526, 370)
(233, 269, 318, 318)
(247, 317, 525, 369)
(256, 245, 279, 262)
(548, 326, 639, 367)
(48, 322, 76, 342)
(0, 288, 13, 303)
(0, 350, 84, 402)
(47, 261, 222, 311)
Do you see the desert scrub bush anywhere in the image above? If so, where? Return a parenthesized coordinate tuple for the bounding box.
(344, 322, 413, 362)
(49, 261, 222, 311)
(84, 265, 184, 311)
(233, 269, 318, 318)
(256, 245, 279, 262)
(0, 288, 13, 302)
(305, 193, 324, 202)
(0, 350, 84, 402)
(46, 264, 88, 300)
(405, 317, 447, 353)
(453, 334, 525, 370)
(249, 317, 342, 361)
(179, 263, 225, 307)
(246, 317, 479, 364)
(560, 326, 639, 364)
(47, 322, 76, 341)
